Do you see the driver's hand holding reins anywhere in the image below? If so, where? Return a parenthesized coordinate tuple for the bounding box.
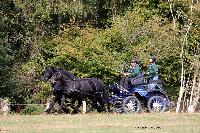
(122, 72, 129, 77)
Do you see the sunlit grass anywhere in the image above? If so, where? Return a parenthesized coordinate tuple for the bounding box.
(1, 113, 200, 133)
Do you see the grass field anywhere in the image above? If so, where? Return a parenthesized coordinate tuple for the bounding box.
(1, 113, 200, 133)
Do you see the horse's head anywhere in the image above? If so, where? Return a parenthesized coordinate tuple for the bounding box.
(41, 66, 57, 82)
(50, 71, 62, 84)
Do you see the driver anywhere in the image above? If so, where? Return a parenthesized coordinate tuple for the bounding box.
(120, 58, 141, 89)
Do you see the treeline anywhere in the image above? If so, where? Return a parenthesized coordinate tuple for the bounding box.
(0, 0, 199, 110)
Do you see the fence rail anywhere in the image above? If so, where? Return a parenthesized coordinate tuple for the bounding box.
(0, 100, 87, 114)
(8, 104, 46, 106)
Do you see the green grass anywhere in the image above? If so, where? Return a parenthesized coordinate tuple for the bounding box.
(1, 113, 200, 133)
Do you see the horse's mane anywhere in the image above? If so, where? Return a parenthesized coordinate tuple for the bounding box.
(43, 66, 76, 80)
(45, 66, 57, 72)
(57, 67, 76, 80)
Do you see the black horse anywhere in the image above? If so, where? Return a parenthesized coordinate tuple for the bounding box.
(41, 66, 76, 113)
(41, 66, 109, 114)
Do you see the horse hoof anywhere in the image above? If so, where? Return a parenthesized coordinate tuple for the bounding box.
(71, 110, 79, 114)
(54, 112, 59, 115)
(43, 112, 49, 115)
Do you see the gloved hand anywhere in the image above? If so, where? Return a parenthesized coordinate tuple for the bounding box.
(123, 73, 129, 77)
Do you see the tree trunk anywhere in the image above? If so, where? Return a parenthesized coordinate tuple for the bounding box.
(168, 0, 176, 29)
(176, 21, 192, 113)
(176, 68, 185, 112)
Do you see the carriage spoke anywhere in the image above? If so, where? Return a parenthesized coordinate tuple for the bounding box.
(148, 96, 166, 113)
(123, 97, 141, 113)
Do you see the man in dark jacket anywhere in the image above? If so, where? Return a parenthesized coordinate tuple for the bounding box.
(147, 56, 159, 89)
(148, 56, 158, 80)
(120, 58, 141, 89)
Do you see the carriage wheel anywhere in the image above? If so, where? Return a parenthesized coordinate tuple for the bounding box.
(122, 96, 141, 114)
(112, 102, 123, 113)
(147, 96, 167, 113)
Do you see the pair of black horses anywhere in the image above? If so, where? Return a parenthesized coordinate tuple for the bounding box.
(42, 66, 110, 114)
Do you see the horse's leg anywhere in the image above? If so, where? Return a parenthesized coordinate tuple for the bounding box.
(61, 97, 70, 114)
(91, 79, 107, 112)
(99, 99, 107, 112)
(58, 94, 65, 113)
(58, 94, 70, 114)
(76, 97, 83, 108)
(106, 96, 111, 112)
(44, 93, 59, 114)
(70, 97, 82, 114)
(88, 97, 99, 113)
(103, 86, 111, 112)
(69, 98, 78, 114)
(96, 93, 106, 113)
(62, 105, 70, 114)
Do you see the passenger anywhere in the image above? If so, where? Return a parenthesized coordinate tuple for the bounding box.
(147, 56, 159, 89)
(148, 56, 158, 80)
(120, 58, 141, 89)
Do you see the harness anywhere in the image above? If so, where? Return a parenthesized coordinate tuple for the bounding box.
(63, 79, 104, 97)
(48, 69, 104, 97)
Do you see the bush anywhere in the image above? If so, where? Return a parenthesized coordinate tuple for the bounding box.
(20, 105, 45, 115)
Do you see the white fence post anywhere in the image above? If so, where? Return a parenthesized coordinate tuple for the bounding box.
(45, 101, 50, 111)
(0, 98, 9, 115)
(82, 101, 86, 114)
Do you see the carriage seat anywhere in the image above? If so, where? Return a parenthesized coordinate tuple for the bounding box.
(148, 80, 163, 84)
(130, 72, 146, 86)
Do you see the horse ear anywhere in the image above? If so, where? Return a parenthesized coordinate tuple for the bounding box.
(51, 66, 58, 73)
(46, 66, 55, 71)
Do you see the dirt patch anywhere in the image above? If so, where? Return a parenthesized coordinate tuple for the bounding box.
(40, 124, 79, 129)
(0, 128, 10, 132)
(88, 124, 115, 128)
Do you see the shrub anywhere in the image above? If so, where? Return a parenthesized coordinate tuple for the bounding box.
(20, 105, 44, 115)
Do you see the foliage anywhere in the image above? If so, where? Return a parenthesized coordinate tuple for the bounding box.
(20, 104, 44, 115)
(0, 0, 199, 108)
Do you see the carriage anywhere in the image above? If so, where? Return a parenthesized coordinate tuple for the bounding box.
(108, 74, 170, 113)
(42, 66, 169, 114)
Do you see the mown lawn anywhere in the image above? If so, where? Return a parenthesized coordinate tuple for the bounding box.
(0, 113, 200, 133)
